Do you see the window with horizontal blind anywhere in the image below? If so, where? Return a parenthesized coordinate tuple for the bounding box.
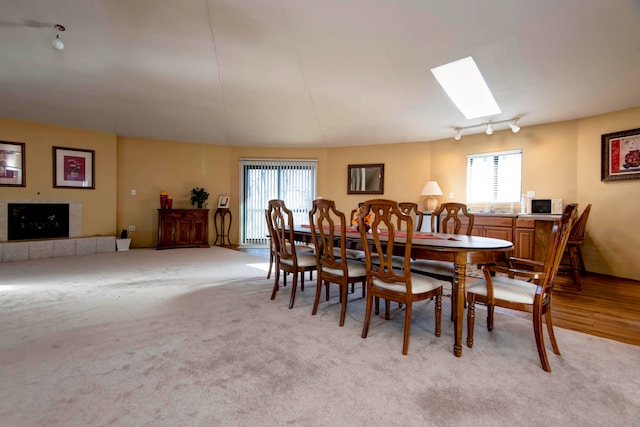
(240, 159, 317, 245)
(466, 149, 522, 204)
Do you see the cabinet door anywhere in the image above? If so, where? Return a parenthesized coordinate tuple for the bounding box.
(483, 226, 512, 242)
(190, 217, 208, 245)
(175, 219, 192, 245)
(158, 217, 176, 246)
(515, 228, 535, 259)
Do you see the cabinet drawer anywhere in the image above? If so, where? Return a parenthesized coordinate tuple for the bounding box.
(515, 218, 535, 228)
(474, 216, 514, 227)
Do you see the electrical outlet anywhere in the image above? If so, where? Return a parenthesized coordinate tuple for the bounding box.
(449, 192, 454, 199)
(131, 189, 136, 196)
(128, 225, 136, 232)
(526, 190, 536, 198)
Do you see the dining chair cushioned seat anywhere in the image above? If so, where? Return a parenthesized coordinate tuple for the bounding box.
(324, 261, 368, 277)
(332, 247, 366, 260)
(279, 253, 318, 268)
(372, 273, 446, 294)
(467, 276, 537, 305)
(370, 254, 405, 268)
(411, 260, 455, 280)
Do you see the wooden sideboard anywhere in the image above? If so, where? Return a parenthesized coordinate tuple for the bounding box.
(157, 209, 210, 249)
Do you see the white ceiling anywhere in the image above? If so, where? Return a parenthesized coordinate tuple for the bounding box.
(1, 0, 639, 147)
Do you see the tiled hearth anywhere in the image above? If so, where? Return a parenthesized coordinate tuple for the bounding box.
(0, 199, 116, 262)
(0, 236, 116, 262)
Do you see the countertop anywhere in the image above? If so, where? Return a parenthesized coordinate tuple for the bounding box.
(470, 212, 561, 221)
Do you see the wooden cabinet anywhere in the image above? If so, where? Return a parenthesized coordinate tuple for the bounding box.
(157, 209, 210, 249)
(468, 215, 514, 242)
(434, 212, 557, 261)
(514, 218, 535, 259)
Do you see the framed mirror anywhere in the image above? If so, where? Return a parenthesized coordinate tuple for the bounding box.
(347, 163, 384, 194)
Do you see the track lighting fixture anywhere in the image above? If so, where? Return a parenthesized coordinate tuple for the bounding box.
(485, 123, 493, 135)
(52, 24, 65, 51)
(453, 118, 521, 140)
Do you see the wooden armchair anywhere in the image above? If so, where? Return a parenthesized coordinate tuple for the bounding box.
(465, 204, 578, 372)
(411, 202, 474, 319)
(358, 199, 446, 355)
(309, 199, 367, 326)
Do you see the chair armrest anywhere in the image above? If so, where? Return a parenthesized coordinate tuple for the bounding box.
(508, 257, 545, 271)
(484, 264, 546, 281)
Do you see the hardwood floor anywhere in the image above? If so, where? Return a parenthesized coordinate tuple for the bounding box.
(237, 246, 640, 346)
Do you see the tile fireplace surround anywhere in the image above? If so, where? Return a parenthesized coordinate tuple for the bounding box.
(0, 200, 115, 262)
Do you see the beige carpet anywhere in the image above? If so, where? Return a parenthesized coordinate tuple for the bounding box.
(1, 247, 639, 426)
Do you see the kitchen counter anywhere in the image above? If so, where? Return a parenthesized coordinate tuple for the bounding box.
(470, 212, 561, 221)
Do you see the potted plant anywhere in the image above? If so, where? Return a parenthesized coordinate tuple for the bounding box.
(190, 187, 210, 208)
(116, 229, 131, 251)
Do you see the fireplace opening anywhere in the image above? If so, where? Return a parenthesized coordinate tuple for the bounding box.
(8, 203, 70, 241)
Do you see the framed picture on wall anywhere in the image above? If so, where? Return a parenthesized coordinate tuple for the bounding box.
(218, 196, 230, 209)
(53, 146, 95, 189)
(0, 141, 26, 187)
(602, 127, 640, 182)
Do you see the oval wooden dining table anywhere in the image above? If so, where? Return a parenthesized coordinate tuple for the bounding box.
(293, 225, 514, 357)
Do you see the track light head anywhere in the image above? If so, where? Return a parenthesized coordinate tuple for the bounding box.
(454, 130, 462, 140)
(485, 123, 493, 135)
(509, 121, 520, 133)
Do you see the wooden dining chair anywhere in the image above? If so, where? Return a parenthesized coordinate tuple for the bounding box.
(309, 199, 367, 326)
(560, 203, 591, 290)
(465, 203, 578, 372)
(358, 199, 446, 355)
(267, 199, 317, 309)
(410, 202, 474, 320)
(398, 202, 424, 231)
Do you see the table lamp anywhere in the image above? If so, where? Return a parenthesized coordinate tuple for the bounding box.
(421, 180, 443, 212)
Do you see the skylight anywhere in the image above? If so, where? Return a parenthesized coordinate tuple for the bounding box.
(431, 56, 501, 119)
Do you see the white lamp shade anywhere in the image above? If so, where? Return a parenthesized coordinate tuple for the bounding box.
(421, 181, 443, 196)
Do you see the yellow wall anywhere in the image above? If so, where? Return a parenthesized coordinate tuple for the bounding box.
(117, 136, 232, 247)
(576, 108, 640, 280)
(0, 117, 116, 237)
(1, 107, 639, 280)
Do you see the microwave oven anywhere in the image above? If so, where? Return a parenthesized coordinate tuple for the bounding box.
(530, 199, 563, 214)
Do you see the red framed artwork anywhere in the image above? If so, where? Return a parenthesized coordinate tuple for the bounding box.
(601, 127, 640, 182)
(0, 141, 25, 187)
(53, 146, 95, 189)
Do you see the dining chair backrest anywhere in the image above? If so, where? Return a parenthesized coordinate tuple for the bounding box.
(398, 202, 424, 231)
(541, 203, 578, 290)
(568, 204, 591, 244)
(308, 199, 348, 274)
(432, 202, 474, 235)
(266, 199, 298, 264)
(358, 199, 414, 289)
(265, 208, 278, 252)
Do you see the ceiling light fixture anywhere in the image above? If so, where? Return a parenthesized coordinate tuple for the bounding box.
(453, 118, 521, 140)
(52, 24, 65, 51)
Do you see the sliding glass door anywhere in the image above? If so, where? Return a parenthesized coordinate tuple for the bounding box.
(240, 159, 317, 245)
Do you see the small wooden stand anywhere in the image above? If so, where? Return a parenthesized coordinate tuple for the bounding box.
(214, 208, 232, 246)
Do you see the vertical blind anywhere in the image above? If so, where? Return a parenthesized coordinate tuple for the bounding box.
(466, 149, 522, 203)
(240, 159, 317, 245)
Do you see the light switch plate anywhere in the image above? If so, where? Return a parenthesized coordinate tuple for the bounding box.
(526, 190, 535, 198)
